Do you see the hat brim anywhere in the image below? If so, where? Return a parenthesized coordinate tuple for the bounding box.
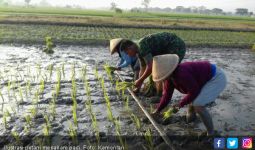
(152, 54, 179, 82)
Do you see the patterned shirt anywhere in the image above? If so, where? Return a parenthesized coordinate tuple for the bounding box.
(137, 32, 186, 66)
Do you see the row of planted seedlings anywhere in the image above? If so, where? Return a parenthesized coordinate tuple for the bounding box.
(0, 62, 154, 148)
(103, 64, 155, 149)
(0, 62, 80, 146)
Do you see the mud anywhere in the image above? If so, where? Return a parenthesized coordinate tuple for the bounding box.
(0, 45, 254, 149)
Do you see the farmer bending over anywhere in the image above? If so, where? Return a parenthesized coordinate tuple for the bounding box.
(151, 54, 227, 136)
(120, 32, 186, 96)
(109, 38, 140, 80)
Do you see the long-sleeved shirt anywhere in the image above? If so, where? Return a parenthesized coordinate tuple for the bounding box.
(156, 61, 214, 112)
(117, 51, 137, 68)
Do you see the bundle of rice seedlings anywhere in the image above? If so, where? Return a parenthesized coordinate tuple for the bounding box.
(116, 81, 134, 91)
(163, 107, 174, 121)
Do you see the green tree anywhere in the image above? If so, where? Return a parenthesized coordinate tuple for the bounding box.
(25, 0, 31, 6)
(141, 0, 151, 11)
(110, 2, 117, 10)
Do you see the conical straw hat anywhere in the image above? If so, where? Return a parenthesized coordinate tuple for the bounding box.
(152, 54, 179, 82)
(110, 38, 123, 55)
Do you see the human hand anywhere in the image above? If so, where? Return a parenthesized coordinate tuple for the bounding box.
(109, 66, 121, 71)
(134, 79, 143, 88)
(172, 104, 180, 113)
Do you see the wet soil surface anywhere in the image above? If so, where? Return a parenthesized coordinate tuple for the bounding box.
(0, 45, 254, 149)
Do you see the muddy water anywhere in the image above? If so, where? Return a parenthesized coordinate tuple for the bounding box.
(0, 45, 254, 149)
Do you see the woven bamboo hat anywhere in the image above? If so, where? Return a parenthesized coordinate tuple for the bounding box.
(152, 54, 179, 82)
(110, 38, 123, 55)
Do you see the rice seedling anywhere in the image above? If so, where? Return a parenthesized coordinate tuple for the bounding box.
(43, 36, 54, 54)
(0, 91, 4, 102)
(71, 63, 76, 79)
(81, 65, 87, 80)
(43, 115, 51, 145)
(103, 64, 114, 82)
(130, 113, 141, 130)
(71, 71, 78, 127)
(114, 118, 128, 150)
(72, 104, 78, 127)
(91, 113, 100, 143)
(162, 107, 174, 121)
(116, 81, 134, 91)
(104, 93, 114, 122)
(68, 121, 78, 145)
(2, 110, 11, 129)
(3, 114, 7, 129)
(93, 63, 101, 81)
(36, 63, 41, 80)
(24, 114, 32, 127)
(26, 80, 32, 95)
(55, 68, 61, 98)
(11, 130, 21, 144)
(144, 128, 154, 150)
(39, 79, 45, 95)
(29, 106, 37, 118)
(18, 85, 23, 102)
(13, 90, 18, 103)
(124, 96, 130, 111)
(62, 63, 65, 79)
(48, 64, 54, 79)
(7, 80, 11, 98)
(101, 78, 106, 94)
(252, 43, 255, 51)
(33, 89, 40, 105)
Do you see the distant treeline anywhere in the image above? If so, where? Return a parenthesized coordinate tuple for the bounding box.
(130, 6, 254, 17)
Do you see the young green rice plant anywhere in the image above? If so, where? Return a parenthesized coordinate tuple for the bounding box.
(13, 90, 18, 103)
(7, 80, 11, 98)
(18, 85, 24, 102)
(68, 121, 78, 145)
(25, 114, 32, 127)
(91, 113, 100, 143)
(124, 96, 130, 111)
(48, 64, 54, 79)
(33, 89, 40, 105)
(11, 130, 21, 144)
(0, 90, 4, 102)
(36, 64, 41, 80)
(43, 115, 51, 145)
(71, 74, 78, 127)
(93, 63, 101, 81)
(71, 63, 76, 79)
(162, 107, 174, 121)
(55, 68, 61, 98)
(72, 104, 78, 127)
(101, 77, 106, 94)
(50, 93, 56, 119)
(2, 110, 11, 129)
(116, 81, 134, 91)
(39, 79, 45, 95)
(103, 64, 114, 82)
(26, 80, 32, 95)
(81, 65, 87, 81)
(104, 93, 114, 122)
(144, 128, 154, 150)
(3, 112, 8, 129)
(252, 43, 255, 51)
(114, 118, 128, 150)
(29, 106, 37, 118)
(62, 63, 65, 79)
(130, 113, 141, 130)
(43, 36, 54, 54)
